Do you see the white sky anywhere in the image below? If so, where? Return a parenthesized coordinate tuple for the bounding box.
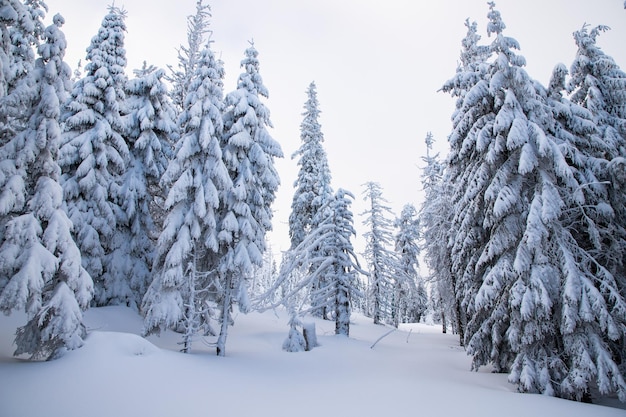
(46, 0, 626, 255)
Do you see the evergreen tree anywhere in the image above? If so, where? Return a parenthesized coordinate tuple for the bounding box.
(216, 42, 283, 356)
(120, 63, 177, 307)
(289, 81, 334, 318)
(393, 203, 425, 326)
(418, 132, 460, 338)
(59, 6, 130, 306)
(439, 18, 491, 345)
(328, 189, 361, 336)
(266, 189, 362, 336)
(460, 2, 577, 384)
(289, 81, 333, 247)
(0, 14, 93, 360)
(551, 25, 626, 401)
(248, 240, 278, 305)
(142, 42, 230, 353)
(361, 181, 396, 325)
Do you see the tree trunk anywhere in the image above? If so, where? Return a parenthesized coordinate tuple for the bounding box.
(335, 271, 350, 336)
(302, 322, 317, 351)
(449, 266, 464, 346)
(181, 246, 198, 354)
(216, 272, 233, 357)
(441, 308, 447, 334)
(455, 299, 465, 347)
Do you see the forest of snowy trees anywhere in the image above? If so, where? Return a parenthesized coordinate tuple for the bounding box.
(0, 0, 284, 359)
(423, 2, 626, 402)
(0, 0, 625, 404)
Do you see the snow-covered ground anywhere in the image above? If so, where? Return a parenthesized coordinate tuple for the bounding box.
(0, 307, 624, 417)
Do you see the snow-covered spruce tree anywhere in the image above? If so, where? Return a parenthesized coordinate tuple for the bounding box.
(440, 18, 490, 114)
(142, 42, 230, 354)
(264, 189, 362, 337)
(551, 27, 626, 401)
(216, 42, 283, 356)
(289, 81, 333, 248)
(59, 6, 130, 306)
(545, 63, 626, 402)
(439, 17, 491, 344)
(459, 1, 574, 382)
(361, 181, 396, 325)
(0, 14, 93, 360)
(328, 189, 361, 336)
(119, 63, 177, 307)
(168, 0, 212, 113)
(393, 203, 425, 326)
(418, 132, 460, 338)
(289, 81, 334, 318)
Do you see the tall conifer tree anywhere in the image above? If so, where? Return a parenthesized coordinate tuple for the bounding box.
(289, 81, 333, 248)
(361, 181, 396, 325)
(393, 203, 424, 326)
(142, 42, 230, 353)
(59, 6, 129, 306)
(216, 42, 283, 356)
(0, 14, 93, 360)
(120, 63, 177, 307)
(289, 81, 334, 318)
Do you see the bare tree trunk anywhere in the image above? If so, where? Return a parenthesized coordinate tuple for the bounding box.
(441, 307, 447, 334)
(449, 266, 465, 346)
(455, 299, 465, 347)
(335, 269, 350, 336)
(181, 245, 198, 353)
(216, 272, 233, 357)
(373, 279, 381, 325)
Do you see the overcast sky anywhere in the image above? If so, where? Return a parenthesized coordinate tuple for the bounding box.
(47, 0, 626, 255)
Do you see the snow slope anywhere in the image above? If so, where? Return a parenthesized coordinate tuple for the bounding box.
(0, 307, 623, 417)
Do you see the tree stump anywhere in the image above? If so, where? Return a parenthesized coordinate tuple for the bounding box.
(302, 322, 318, 351)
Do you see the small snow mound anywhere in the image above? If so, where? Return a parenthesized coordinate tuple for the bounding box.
(80, 331, 160, 358)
